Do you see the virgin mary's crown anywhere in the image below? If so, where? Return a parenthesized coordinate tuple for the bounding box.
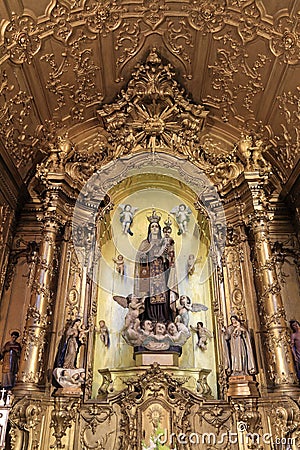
(147, 210, 162, 224)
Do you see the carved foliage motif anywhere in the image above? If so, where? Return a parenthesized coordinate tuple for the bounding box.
(207, 33, 269, 122)
(40, 43, 103, 121)
(223, 226, 247, 320)
(275, 86, 300, 171)
(0, 69, 36, 169)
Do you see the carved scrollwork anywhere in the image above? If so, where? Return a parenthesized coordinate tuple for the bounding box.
(66, 132, 113, 181)
(50, 397, 81, 449)
(9, 397, 44, 450)
(80, 405, 115, 450)
(164, 19, 193, 79)
(233, 398, 262, 434)
(49, 3, 73, 44)
(237, 2, 262, 44)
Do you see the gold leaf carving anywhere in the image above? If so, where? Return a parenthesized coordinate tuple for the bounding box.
(3, 12, 41, 64)
(183, 0, 226, 34)
(270, 14, 300, 65)
(83, 0, 123, 36)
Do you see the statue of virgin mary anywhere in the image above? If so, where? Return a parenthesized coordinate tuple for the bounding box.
(134, 211, 178, 323)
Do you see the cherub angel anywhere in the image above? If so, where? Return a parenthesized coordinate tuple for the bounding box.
(190, 321, 212, 350)
(79, 324, 89, 345)
(170, 204, 192, 235)
(119, 204, 138, 236)
(176, 295, 208, 327)
(95, 320, 109, 347)
(113, 294, 145, 330)
(112, 254, 125, 276)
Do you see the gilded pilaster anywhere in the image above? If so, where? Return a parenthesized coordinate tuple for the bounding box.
(248, 198, 299, 392)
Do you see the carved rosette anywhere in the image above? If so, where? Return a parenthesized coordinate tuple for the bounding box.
(248, 208, 299, 390)
(183, 0, 226, 33)
(270, 14, 300, 65)
(83, 0, 123, 35)
(3, 12, 41, 64)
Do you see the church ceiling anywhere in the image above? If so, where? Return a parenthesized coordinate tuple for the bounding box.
(0, 0, 299, 192)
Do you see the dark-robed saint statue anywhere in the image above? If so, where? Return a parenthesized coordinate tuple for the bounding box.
(134, 211, 178, 323)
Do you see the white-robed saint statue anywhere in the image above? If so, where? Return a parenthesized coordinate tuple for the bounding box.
(134, 211, 178, 324)
(223, 315, 256, 376)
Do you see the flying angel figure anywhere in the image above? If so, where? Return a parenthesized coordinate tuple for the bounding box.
(176, 295, 208, 327)
(170, 204, 192, 235)
(113, 294, 145, 330)
(119, 204, 138, 236)
(190, 321, 212, 350)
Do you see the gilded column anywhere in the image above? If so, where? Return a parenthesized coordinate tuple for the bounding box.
(248, 201, 299, 393)
(15, 207, 60, 392)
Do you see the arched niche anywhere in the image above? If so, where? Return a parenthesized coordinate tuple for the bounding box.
(72, 153, 226, 399)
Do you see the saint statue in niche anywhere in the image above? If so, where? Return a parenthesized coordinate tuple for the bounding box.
(0, 331, 21, 389)
(223, 316, 256, 376)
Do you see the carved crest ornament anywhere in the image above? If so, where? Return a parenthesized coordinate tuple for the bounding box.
(52, 48, 273, 192)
